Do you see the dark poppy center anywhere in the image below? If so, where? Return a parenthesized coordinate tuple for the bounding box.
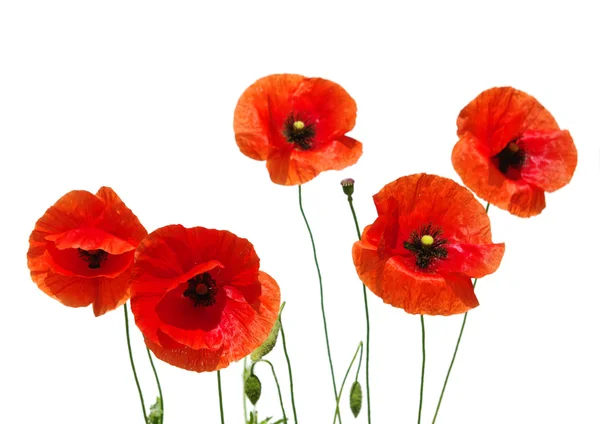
(78, 248, 109, 269)
(493, 139, 525, 180)
(183, 272, 218, 307)
(282, 113, 315, 150)
(403, 223, 448, 270)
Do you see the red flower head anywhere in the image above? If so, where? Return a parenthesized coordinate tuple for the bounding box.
(130, 225, 281, 372)
(352, 174, 505, 316)
(27, 187, 147, 316)
(233, 73, 362, 185)
(452, 87, 577, 217)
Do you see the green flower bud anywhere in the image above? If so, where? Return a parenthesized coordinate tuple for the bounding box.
(245, 374, 262, 406)
(350, 381, 363, 418)
(251, 319, 281, 362)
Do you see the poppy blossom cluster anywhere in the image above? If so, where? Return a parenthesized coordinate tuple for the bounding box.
(233, 73, 363, 185)
(352, 174, 505, 315)
(452, 87, 577, 217)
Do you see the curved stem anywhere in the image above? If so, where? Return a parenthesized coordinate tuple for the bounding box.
(123, 304, 148, 423)
(279, 305, 299, 424)
(243, 357, 249, 422)
(431, 202, 490, 424)
(346, 194, 372, 423)
(333, 342, 364, 423)
(146, 348, 164, 424)
(258, 360, 288, 423)
(298, 185, 339, 403)
(418, 315, 426, 424)
(217, 370, 225, 424)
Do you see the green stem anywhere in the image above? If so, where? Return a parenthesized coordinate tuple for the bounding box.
(258, 360, 288, 423)
(123, 304, 148, 424)
(146, 348, 164, 424)
(279, 304, 299, 424)
(346, 194, 372, 424)
(418, 315, 426, 424)
(243, 357, 249, 422)
(431, 202, 490, 424)
(333, 342, 364, 423)
(298, 185, 339, 403)
(217, 370, 225, 424)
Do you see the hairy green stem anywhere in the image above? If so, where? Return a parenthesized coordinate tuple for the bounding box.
(217, 370, 225, 424)
(279, 304, 299, 424)
(146, 348, 163, 424)
(418, 315, 426, 424)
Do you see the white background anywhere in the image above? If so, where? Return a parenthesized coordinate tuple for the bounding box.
(1, 1, 599, 423)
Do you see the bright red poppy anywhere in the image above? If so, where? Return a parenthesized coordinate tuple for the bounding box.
(130, 225, 281, 372)
(233, 73, 362, 185)
(452, 87, 577, 217)
(352, 174, 505, 316)
(27, 187, 147, 316)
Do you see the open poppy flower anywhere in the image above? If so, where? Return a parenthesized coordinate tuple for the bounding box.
(233, 73, 362, 185)
(27, 187, 147, 316)
(452, 87, 577, 217)
(130, 225, 281, 372)
(352, 174, 505, 316)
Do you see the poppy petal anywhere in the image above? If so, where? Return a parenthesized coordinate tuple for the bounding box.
(266, 135, 363, 185)
(520, 130, 578, 192)
(234, 74, 305, 160)
(437, 242, 505, 278)
(45, 227, 135, 254)
(93, 272, 132, 317)
(380, 257, 478, 316)
(452, 134, 546, 217)
(457, 87, 560, 154)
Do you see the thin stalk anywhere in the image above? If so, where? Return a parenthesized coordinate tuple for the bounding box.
(279, 304, 299, 424)
(244, 357, 249, 421)
(345, 193, 372, 423)
(298, 185, 339, 402)
(418, 315, 426, 424)
(217, 370, 225, 424)
(431, 202, 490, 424)
(123, 304, 148, 423)
(146, 348, 164, 424)
(257, 360, 288, 423)
(333, 342, 364, 423)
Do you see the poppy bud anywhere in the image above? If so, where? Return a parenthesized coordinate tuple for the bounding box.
(341, 178, 355, 196)
(245, 374, 262, 406)
(349, 381, 363, 417)
(251, 318, 281, 362)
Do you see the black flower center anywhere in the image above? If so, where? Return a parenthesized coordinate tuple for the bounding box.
(282, 113, 315, 150)
(183, 272, 218, 307)
(78, 248, 109, 269)
(493, 139, 525, 179)
(403, 223, 448, 270)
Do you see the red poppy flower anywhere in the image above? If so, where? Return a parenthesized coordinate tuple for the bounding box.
(352, 174, 505, 316)
(27, 187, 147, 316)
(452, 87, 577, 217)
(233, 73, 362, 185)
(130, 225, 281, 372)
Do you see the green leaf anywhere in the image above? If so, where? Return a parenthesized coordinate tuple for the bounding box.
(147, 397, 163, 424)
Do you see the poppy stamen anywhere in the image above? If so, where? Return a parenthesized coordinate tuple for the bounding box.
(283, 113, 315, 150)
(183, 272, 218, 307)
(493, 139, 526, 179)
(404, 224, 448, 270)
(78, 248, 109, 269)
